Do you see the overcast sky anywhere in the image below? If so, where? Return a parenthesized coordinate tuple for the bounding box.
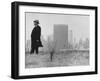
(25, 12, 89, 42)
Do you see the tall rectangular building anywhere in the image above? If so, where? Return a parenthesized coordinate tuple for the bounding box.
(54, 24, 68, 51)
(68, 30, 73, 45)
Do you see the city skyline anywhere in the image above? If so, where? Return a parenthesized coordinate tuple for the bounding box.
(25, 12, 89, 42)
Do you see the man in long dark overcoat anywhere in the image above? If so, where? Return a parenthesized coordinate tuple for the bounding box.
(30, 20, 43, 54)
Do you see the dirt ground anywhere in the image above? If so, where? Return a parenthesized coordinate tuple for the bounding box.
(25, 51, 89, 68)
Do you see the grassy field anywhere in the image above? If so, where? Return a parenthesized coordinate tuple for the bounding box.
(25, 51, 89, 68)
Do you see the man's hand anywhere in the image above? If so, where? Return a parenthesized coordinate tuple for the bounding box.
(36, 40, 39, 42)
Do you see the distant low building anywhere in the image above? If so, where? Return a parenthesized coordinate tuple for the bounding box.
(25, 40, 31, 53)
(39, 35, 48, 52)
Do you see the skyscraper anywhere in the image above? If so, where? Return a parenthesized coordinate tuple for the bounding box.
(54, 24, 68, 51)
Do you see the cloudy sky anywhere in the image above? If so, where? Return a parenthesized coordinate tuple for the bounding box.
(25, 12, 89, 42)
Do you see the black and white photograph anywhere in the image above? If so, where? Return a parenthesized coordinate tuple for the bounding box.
(25, 12, 90, 68)
(11, 1, 97, 79)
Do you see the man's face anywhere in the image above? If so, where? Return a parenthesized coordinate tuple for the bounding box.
(34, 22, 38, 26)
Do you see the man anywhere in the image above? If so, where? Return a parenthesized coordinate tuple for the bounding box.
(30, 20, 43, 54)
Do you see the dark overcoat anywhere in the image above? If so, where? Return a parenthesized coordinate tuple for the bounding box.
(31, 26, 43, 48)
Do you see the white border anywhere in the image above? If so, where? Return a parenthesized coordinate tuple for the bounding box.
(19, 5, 95, 76)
